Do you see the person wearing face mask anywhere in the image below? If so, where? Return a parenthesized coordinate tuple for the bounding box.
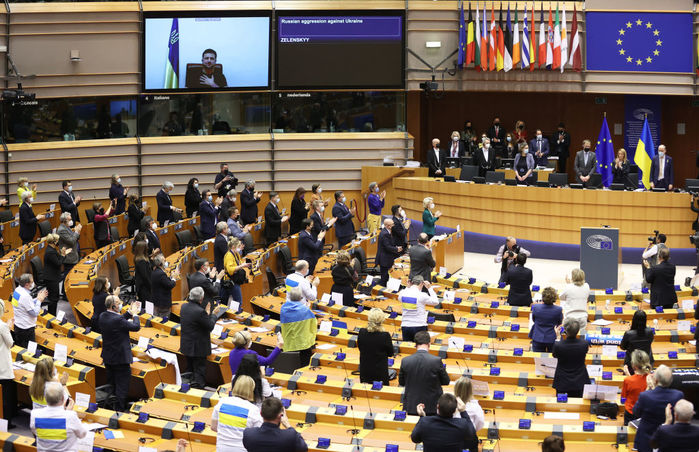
(218, 189, 237, 223)
(462, 121, 477, 156)
(574, 139, 599, 187)
(447, 131, 465, 161)
(156, 181, 181, 227)
(650, 144, 674, 191)
(366, 182, 386, 234)
(214, 222, 230, 271)
(57, 212, 81, 298)
(513, 120, 528, 145)
(309, 200, 336, 252)
(332, 191, 356, 248)
(241, 180, 263, 226)
(222, 237, 250, 305)
(264, 191, 289, 246)
(189, 258, 226, 313)
(90, 276, 112, 333)
(298, 218, 326, 275)
(514, 144, 536, 185)
(11, 273, 48, 348)
(427, 138, 446, 178)
(42, 233, 71, 316)
(474, 137, 496, 178)
(391, 204, 410, 253)
(227, 207, 253, 242)
(127, 193, 145, 237)
(185, 178, 202, 218)
(214, 162, 238, 198)
(421, 197, 441, 239)
(289, 187, 310, 235)
(199, 189, 223, 240)
(109, 174, 129, 215)
(141, 216, 161, 255)
(310, 183, 329, 207)
(99, 294, 140, 411)
(19, 191, 46, 245)
(151, 253, 180, 319)
(284, 260, 319, 306)
(92, 201, 114, 248)
(529, 128, 550, 167)
(552, 122, 571, 173)
(487, 116, 506, 156)
(59, 180, 81, 223)
(376, 218, 403, 287)
(17, 177, 37, 208)
(504, 133, 517, 159)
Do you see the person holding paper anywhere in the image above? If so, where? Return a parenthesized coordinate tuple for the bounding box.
(99, 295, 140, 411)
(650, 399, 699, 452)
(280, 287, 318, 367)
(559, 268, 590, 336)
(228, 330, 282, 376)
(552, 318, 589, 398)
(12, 273, 48, 348)
(530, 287, 563, 353)
(622, 350, 652, 426)
(399, 275, 439, 343)
(620, 310, 655, 375)
(330, 251, 358, 309)
(357, 308, 394, 385)
(30, 382, 87, 451)
(633, 365, 684, 452)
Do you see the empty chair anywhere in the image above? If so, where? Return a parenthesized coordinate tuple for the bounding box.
(351, 246, 380, 277)
(85, 209, 96, 224)
(485, 171, 505, 184)
(192, 225, 203, 243)
(265, 268, 284, 295)
(110, 226, 120, 242)
(175, 230, 194, 250)
(278, 246, 294, 276)
(588, 173, 603, 189)
(30, 256, 45, 290)
(172, 210, 183, 224)
(459, 165, 479, 182)
(548, 173, 568, 187)
(38, 220, 52, 238)
(0, 210, 13, 223)
(115, 255, 135, 299)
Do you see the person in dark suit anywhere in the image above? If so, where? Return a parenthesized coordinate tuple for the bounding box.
(573, 140, 598, 186)
(240, 180, 263, 225)
(552, 122, 571, 173)
(530, 287, 563, 352)
(332, 191, 356, 248)
(242, 397, 308, 452)
(357, 308, 394, 384)
(298, 219, 325, 274)
(633, 365, 684, 452)
(504, 253, 533, 307)
(446, 131, 465, 160)
(612, 148, 630, 185)
(213, 222, 229, 272)
(57, 212, 81, 297)
(399, 331, 450, 415)
(264, 192, 288, 246)
(426, 138, 446, 178)
(127, 194, 144, 237)
(213, 163, 238, 197)
(218, 190, 235, 223)
(43, 234, 70, 316)
(150, 254, 178, 319)
(108, 174, 128, 216)
(651, 399, 699, 452)
(330, 250, 357, 308)
(391, 204, 410, 252)
(58, 180, 81, 224)
(650, 145, 674, 191)
(156, 181, 181, 227)
(133, 240, 152, 302)
(552, 318, 589, 398)
(99, 294, 140, 411)
(179, 286, 226, 389)
(309, 200, 336, 242)
(487, 116, 507, 156)
(288, 187, 309, 235)
(376, 218, 402, 287)
(198, 189, 222, 240)
(408, 233, 436, 282)
(189, 258, 225, 311)
(410, 393, 478, 452)
(620, 310, 655, 373)
(19, 192, 46, 244)
(90, 276, 110, 333)
(529, 129, 550, 167)
(185, 49, 228, 89)
(643, 248, 677, 309)
(141, 217, 161, 255)
(474, 137, 496, 177)
(184, 178, 201, 218)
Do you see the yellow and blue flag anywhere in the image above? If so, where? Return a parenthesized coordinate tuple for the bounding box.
(219, 404, 249, 428)
(634, 117, 656, 189)
(164, 18, 179, 89)
(594, 117, 614, 187)
(280, 300, 316, 351)
(284, 275, 300, 293)
(10, 289, 20, 307)
(35, 417, 68, 441)
(401, 296, 418, 312)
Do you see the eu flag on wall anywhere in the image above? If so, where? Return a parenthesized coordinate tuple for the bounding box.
(164, 18, 179, 89)
(594, 117, 614, 188)
(585, 12, 693, 73)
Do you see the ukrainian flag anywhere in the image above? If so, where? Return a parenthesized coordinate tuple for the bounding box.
(401, 296, 418, 312)
(10, 289, 20, 307)
(284, 276, 300, 293)
(35, 417, 67, 441)
(163, 18, 179, 89)
(634, 117, 655, 189)
(280, 301, 317, 352)
(218, 404, 248, 428)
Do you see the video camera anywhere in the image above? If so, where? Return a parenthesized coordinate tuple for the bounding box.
(506, 244, 521, 257)
(648, 230, 660, 244)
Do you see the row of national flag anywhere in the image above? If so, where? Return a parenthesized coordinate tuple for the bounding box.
(458, 2, 581, 72)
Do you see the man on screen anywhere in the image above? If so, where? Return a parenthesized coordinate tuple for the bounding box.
(186, 49, 228, 88)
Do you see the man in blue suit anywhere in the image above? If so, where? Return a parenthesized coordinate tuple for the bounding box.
(243, 397, 308, 452)
(529, 287, 563, 352)
(332, 191, 356, 248)
(376, 218, 402, 287)
(651, 399, 699, 452)
(298, 219, 325, 274)
(529, 129, 550, 167)
(633, 365, 684, 452)
(650, 145, 674, 191)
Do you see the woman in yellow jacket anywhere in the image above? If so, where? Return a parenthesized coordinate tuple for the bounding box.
(222, 237, 250, 306)
(17, 177, 37, 207)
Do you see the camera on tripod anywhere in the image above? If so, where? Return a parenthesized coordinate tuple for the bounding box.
(648, 230, 660, 244)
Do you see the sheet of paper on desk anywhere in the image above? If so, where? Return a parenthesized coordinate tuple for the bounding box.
(354, 294, 371, 299)
(682, 299, 695, 311)
(54, 344, 68, 363)
(76, 431, 94, 452)
(428, 331, 439, 337)
(75, 392, 91, 408)
(448, 337, 465, 350)
(586, 365, 603, 377)
(602, 345, 617, 357)
(591, 319, 613, 326)
(248, 327, 269, 333)
(211, 347, 228, 354)
(677, 320, 691, 331)
(544, 412, 580, 420)
(315, 343, 336, 350)
(534, 357, 558, 378)
(212, 325, 223, 337)
(386, 278, 401, 292)
(83, 423, 108, 431)
(138, 448, 157, 452)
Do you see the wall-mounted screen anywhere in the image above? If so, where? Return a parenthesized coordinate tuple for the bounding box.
(143, 13, 270, 92)
(276, 12, 404, 89)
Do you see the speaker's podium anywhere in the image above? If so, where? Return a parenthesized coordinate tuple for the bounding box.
(580, 227, 619, 290)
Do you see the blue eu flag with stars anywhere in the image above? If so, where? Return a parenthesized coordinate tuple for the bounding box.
(594, 117, 614, 188)
(585, 12, 693, 73)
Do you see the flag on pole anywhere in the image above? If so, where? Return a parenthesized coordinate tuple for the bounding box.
(530, 2, 536, 70)
(496, 4, 505, 71)
(546, 6, 554, 69)
(522, 4, 530, 68)
(504, 5, 513, 71)
(560, 3, 568, 72)
(475, 2, 482, 70)
(466, 3, 476, 65)
(594, 116, 614, 188)
(538, 4, 546, 67)
(489, 6, 496, 71)
(552, 4, 561, 70)
(458, 1, 466, 67)
(164, 18, 179, 89)
(634, 117, 656, 189)
(568, 2, 581, 71)
(512, 4, 521, 68)
(481, 4, 489, 70)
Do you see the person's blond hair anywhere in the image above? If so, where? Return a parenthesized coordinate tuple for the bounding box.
(29, 357, 56, 402)
(617, 148, 628, 162)
(44, 233, 59, 246)
(335, 250, 351, 267)
(367, 308, 387, 333)
(233, 330, 252, 349)
(17, 177, 28, 187)
(423, 197, 434, 209)
(571, 268, 585, 286)
(630, 349, 652, 375)
(228, 236, 240, 250)
(454, 376, 474, 403)
(231, 375, 256, 403)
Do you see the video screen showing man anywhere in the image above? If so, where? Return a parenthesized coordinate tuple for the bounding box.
(185, 49, 228, 89)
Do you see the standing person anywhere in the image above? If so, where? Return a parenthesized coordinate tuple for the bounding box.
(214, 222, 230, 272)
(649, 145, 674, 191)
(399, 330, 450, 415)
(189, 258, 225, 312)
(19, 191, 46, 245)
(447, 131, 465, 159)
(58, 180, 81, 223)
(514, 144, 536, 185)
(612, 148, 630, 185)
(298, 219, 325, 274)
(650, 399, 699, 452)
(133, 240, 152, 303)
(184, 178, 201, 218)
(242, 397, 308, 452)
(357, 308, 394, 385)
(475, 137, 496, 177)
(310, 183, 329, 207)
(156, 181, 181, 227)
(504, 253, 533, 307)
(529, 129, 550, 167)
(426, 138, 445, 178)
(542, 436, 566, 452)
(487, 116, 506, 157)
(199, 189, 222, 240)
(222, 237, 249, 305)
(494, 236, 530, 282)
(42, 234, 70, 316)
(391, 204, 410, 252)
(398, 275, 439, 342)
(620, 310, 655, 374)
(552, 122, 571, 174)
(453, 377, 485, 432)
(529, 287, 563, 352)
(89, 276, 110, 333)
(332, 191, 356, 248)
(552, 318, 589, 398)
(366, 182, 385, 234)
(288, 187, 309, 236)
(280, 286, 317, 368)
(17, 177, 37, 208)
(12, 274, 47, 348)
(643, 248, 677, 309)
(228, 330, 282, 376)
(30, 382, 87, 450)
(109, 174, 128, 215)
(0, 300, 16, 429)
(99, 295, 140, 411)
(56, 212, 81, 298)
(151, 254, 179, 319)
(28, 358, 69, 410)
(240, 180, 263, 226)
(330, 250, 358, 308)
(410, 393, 478, 452)
(621, 350, 652, 425)
(219, 190, 236, 222)
(127, 193, 145, 237)
(574, 140, 598, 186)
(142, 216, 161, 255)
(421, 197, 441, 239)
(211, 375, 263, 452)
(214, 163, 238, 198)
(559, 268, 591, 336)
(633, 365, 684, 452)
(375, 218, 402, 287)
(263, 192, 288, 246)
(92, 200, 113, 248)
(180, 287, 226, 389)
(408, 233, 436, 282)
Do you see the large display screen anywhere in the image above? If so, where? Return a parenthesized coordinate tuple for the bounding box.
(276, 13, 404, 89)
(143, 13, 270, 92)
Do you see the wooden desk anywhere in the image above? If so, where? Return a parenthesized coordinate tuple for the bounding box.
(430, 230, 464, 273)
(497, 168, 552, 182)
